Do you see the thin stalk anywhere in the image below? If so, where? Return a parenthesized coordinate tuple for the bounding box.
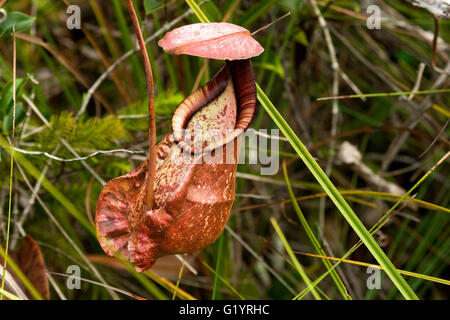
(145, 270, 196, 300)
(270, 218, 322, 300)
(126, 0, 156, 209)
(1, 28, 16, 300)
(317, 88, 450, 101)
(257, 84, 418, 300)
(431, 15, 443, 73)
(201, 259, 246, 300)
(282, 162, 351, 300)
(172, 259, 185, 300)
(297, 251, 450, 286)
(211, 233, 224, 300)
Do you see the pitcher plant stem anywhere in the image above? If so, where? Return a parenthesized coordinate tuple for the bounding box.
(126, 0, 156, 209)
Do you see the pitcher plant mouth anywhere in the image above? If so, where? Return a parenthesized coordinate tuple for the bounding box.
(172, 59, 257, 155)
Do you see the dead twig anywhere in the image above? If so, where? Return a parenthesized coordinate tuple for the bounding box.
(337, 141, 408, 197)
(430, 15, 450, 74)
(418, 118, 450, 159)
(408, 63, 426, 100)
(12, 147, 146, 163)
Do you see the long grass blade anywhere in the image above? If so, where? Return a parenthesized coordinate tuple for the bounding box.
(0, 245, 43, 300)
(270, 217, 321, 300)
(1, 29, 16, 300)
(201, 259, 246, 300)
(257, 84, 418, 299)
(318, 88, 450, 101)
(211, 233, 224, 300)
(294, 151, 450, 299)
(238, 189, 450, 214)
(0, 288, 22, 300)
(282, 162, 351, 300)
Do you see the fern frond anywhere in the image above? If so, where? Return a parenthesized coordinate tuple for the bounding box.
(71, 114, 131, 150)
(37, 112, 131, 155)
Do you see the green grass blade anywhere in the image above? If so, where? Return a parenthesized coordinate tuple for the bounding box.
(201, 260, 246, 300)
(366, 151, 450, 237)
(211, 233, 224, 300)
(318, 88, 450, 101)
(0, 245, 43, 300)
(0, 288, 22, 300)
(257, 84, 418, 300)
(238, 0, 278, 28)
(298, 251, 450, 286)
(146, 270, 197, 300)
(0, 135, 94, 235)
(282, 162, 351, 300)
(293, 151, 449, 299)
(270, 217, 321, 300)
(185, 0, 209, 23)
(1, 118, 14, 300)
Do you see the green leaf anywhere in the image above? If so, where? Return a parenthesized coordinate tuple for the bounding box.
(155, 91, 184, 116)
(185, 0, 210, 23)
(253, 52, 285, 79)
(0, 12, 36, 37)
(238, 0, 278, 28)
(0, 135, 94, 236)
(0, 78, 28, 118)
(200, 1, 222, 21)
(254, 62, 285, 79)
(294, 30, 309, 46)
(3, 102, 26, 134)
(270, 217, 322, 300)
(37, 112, 131, 155)
(143, 0, 163, 14)
(118, 91, 184, 117)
